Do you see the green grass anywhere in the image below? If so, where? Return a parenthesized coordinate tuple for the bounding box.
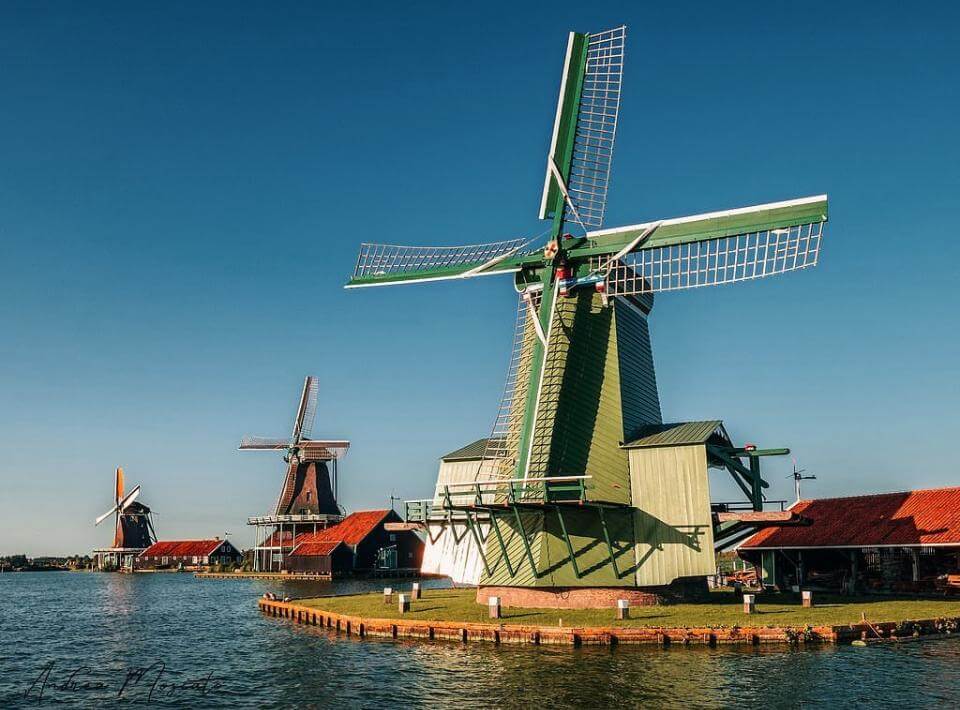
(298, 588, 960, 629)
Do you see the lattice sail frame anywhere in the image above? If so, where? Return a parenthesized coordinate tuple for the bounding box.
(564, 26, 626, 229)
(593, 220, 824, 296)
(475, 289, 543, 481)
(352, 238, 529, 281)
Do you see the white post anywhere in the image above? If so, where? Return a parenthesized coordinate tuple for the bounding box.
(743, 594, 756, 614)
(383, 587, 393, 605)
(616, 599, 629, 620)
(802, 590, 814, 608)
(398, 593, 410, 613)
(488, 596, 501, 619)
(411, 582, 422, 600)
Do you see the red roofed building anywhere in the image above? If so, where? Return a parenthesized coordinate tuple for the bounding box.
(283, 509, 424, 577)
(138, 538, 243, 569)
(739, 487, 960, 593)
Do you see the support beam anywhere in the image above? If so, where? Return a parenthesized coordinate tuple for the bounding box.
(727, 447, 790, 457)
(553, 506, 582, 579)
(708, 446, 769, 487)
(749, 456, 763, 512)
(596, 507, 621, 579)
(464, 514, 492, 577)
(512, 506, 539, 579)
(488, 511, 515, 578)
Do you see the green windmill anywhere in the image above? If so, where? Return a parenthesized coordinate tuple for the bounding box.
(347, 26, 826, 605)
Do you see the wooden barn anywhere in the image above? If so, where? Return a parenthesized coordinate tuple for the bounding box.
(283, 509, 423, 577)
(739, 487, 960, 594)
(138, 539, 243, 570)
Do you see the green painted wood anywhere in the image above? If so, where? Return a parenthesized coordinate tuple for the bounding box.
(524, 290, 661, 506)
(513, 274, 557, 480)
(629, 445, 717, 587)
(479, 511, 543, 587)
(537, 507, 635, 587)
(570, 197, 829, 258)
(543, 32, 589, 232)
(614, 298, 662, 439)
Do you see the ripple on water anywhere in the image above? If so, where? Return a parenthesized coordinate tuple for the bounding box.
(1, 572, 959, 708)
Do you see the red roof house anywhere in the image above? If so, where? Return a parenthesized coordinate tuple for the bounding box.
(139, 539, 242, 568)
(738, 487, 960, 592)
(741, 487, 960, 550)
(283, 510, 423, 576)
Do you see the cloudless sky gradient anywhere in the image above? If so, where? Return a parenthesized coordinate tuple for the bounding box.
(1, 1, 958, 554)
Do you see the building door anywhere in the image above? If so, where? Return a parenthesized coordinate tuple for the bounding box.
(377, 545, 398, 569)
(760, 551, 777, 588)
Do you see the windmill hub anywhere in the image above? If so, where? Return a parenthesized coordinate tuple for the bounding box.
(346, 24, 828, 605)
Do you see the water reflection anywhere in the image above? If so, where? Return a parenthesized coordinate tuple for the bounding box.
(1, 572, 959, 708)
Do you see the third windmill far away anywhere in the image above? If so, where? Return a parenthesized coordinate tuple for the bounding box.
(344, 25, 829, 603)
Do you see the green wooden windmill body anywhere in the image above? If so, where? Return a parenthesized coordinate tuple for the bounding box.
(347, 26, 828, 592)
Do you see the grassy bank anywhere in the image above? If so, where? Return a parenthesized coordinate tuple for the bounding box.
(298, 588, 960, 628)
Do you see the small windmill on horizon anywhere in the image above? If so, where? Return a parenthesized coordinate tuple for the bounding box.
(92, 467, 157, 570)
(241, 376, 350, 572)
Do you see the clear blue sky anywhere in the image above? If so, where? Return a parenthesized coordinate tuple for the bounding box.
(2, 2, 958, 555)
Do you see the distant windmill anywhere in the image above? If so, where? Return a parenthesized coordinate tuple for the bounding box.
(239, 376, 350, 516)
(787, 460, 817, 502)
(93, 467, 157, 569)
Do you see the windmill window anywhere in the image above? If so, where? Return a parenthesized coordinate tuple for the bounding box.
(306, 492, 312, 502)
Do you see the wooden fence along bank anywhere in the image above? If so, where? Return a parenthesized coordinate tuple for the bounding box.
(257, 597, 960, 647)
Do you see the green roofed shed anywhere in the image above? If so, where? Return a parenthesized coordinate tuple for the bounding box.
(440, 438, 502, 462)
(622, 421, 730, 449)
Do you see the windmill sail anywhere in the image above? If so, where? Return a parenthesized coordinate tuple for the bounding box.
(586, 195, 827, 296)
(292, 376, 319, 442)
(239, 437, 291, 450)
(539, 26, 626, 229)
(347, 237, 531, 288)
(476, 290, 543, 481)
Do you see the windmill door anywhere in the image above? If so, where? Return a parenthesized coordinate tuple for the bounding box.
(377, 545, 398, 570)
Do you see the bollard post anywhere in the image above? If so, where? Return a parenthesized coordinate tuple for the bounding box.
(802, 590, 814, 608)
(383, 587, 393, 605)
(398, 593, 410, 614)
(488, 596, 501, 619)
(411, 582, 422, 600)
(616, 599, 630, 620)
(743, 593, 756, 614)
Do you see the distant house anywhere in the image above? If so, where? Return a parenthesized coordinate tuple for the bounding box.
(739, 487, 960, 593)
(138, 539, 243, 569)
(284, 509, 423, 577)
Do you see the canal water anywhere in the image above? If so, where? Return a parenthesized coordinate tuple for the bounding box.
(2, 572, 959, 708)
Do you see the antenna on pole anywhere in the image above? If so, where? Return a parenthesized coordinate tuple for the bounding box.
(389, 491, 401, 513)
(787, 458, 816, 502)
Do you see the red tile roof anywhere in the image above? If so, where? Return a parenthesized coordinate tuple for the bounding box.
(288, 541, 345, 557)
(262, 530, 295, 547)
(741, 487, 960, 549)
(294, 510, 394, 548)
(141, 540, 227, 558)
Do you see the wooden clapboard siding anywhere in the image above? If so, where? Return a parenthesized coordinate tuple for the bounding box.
(526, 290, 632, 504)
(536, 507, 636, 587)
(629, 445, 716, 587)
(480, 511, 544, 587)
(614, 297, 662, 437)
